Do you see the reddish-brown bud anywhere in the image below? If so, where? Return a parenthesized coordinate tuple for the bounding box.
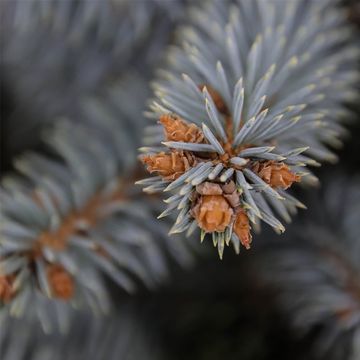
(233, 209, 252, 249)
(159, 114, 204, 143)
(47, 264, 74, 300)
(142, 151, 194, 180)
(253, 161, 301, 189)
(192, 195, 233, 233)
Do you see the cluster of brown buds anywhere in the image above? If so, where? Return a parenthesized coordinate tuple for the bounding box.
(139, 85, 304, 258)
(191, 181, 252, 250)
(137, 0, 357, 258)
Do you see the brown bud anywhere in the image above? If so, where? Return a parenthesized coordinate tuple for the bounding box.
(47, 264, 74, 300)
(0, 275, 15, 303)
(192, 195, 233, 233)
(233, 209, 252, 249)
(159, 114, 204, 143)
(254, 161, 300, 189)
(141, 151, 194, 180)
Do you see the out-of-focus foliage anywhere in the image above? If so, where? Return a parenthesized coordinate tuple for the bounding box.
(254, 176, 360, 360)
(0, 75, 197, 326)
(0, 0, 196, 327)
(0, 0, 185, 171)
(0, 304, 162, 360)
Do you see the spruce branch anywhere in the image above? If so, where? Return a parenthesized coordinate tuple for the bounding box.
(0, 78, 197, 326)
(139, 0, 360, 258)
